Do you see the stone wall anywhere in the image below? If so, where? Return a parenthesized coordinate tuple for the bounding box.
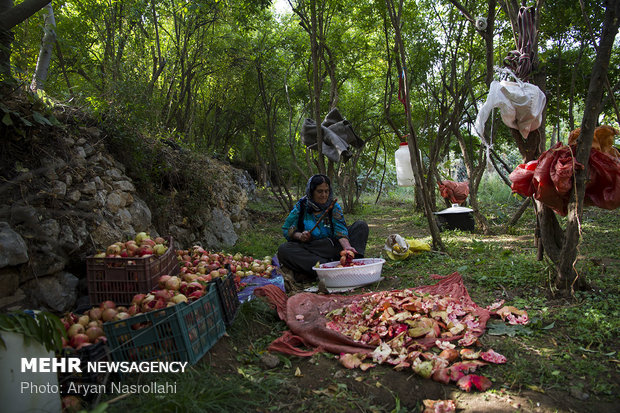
(0, 124, 254, 313)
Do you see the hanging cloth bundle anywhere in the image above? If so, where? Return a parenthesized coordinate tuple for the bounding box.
(503, 6, 535, 82)
(474, 5, 545, 142)
(474, 68, 546, 141)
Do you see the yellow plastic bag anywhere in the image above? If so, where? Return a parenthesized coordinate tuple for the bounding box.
(383, 234, 431, 260)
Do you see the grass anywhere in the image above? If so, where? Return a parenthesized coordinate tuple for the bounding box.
(100, 180, 620, 412)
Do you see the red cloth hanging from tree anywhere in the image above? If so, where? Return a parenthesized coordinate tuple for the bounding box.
(438, 181, 469, 205)
(509, 142, 620, 216)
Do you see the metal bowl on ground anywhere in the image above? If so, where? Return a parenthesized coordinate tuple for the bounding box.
(313, 258, 386, 288)
(433, 204, 475, 231)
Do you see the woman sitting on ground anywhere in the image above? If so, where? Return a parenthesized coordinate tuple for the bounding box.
(277, 174, 369, 282)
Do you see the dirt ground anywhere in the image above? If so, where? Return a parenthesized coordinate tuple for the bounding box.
(207, 321, 617, 413)
(201, 205, 619, 413)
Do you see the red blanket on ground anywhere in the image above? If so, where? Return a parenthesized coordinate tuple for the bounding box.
(509, 142, 620, 216)
(254, 272, 491, 357)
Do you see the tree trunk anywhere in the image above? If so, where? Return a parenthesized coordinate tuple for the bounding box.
(0, 0, 50, 83)
(556, 0, 620, 291)
(385, 0, 444, 251)
(30, 2, 55, 92)
(310, 0, 325, 174)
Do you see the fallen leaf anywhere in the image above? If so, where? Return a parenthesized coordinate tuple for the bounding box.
(339, 353, 363, 369)
(526, 384, 545, 393)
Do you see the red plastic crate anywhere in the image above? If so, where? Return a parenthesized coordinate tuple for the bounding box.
(86, 237, 179, 306)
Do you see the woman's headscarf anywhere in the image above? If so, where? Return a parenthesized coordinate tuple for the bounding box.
(303, 174, 334, 212)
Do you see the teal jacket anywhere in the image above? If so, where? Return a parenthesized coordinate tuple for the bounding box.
(282, 200, 348, 241)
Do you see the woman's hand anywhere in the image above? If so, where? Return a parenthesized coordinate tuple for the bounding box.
(338, 237, 357, 254)
(296, 231, 312, 242)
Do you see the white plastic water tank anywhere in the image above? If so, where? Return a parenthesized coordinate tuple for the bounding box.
(0, 331, 62, 413)
(395, 142, 415, 186)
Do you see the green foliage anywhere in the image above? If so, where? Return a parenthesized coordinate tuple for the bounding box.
(0, 311, 65, 353)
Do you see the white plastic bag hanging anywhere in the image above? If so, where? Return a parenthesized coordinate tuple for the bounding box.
(475, 75, 546, 140)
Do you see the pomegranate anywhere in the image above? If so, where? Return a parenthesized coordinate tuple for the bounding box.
(158, 275, 171, 289)
(85, 326, 105, 342)
(114, 312, 130, 321)
(88, 307, 103, 321)
(131, 293, 146, 305)
(70, 333, 90, 348)
(153, 289, 173, 300)
(164, 276, 181, 291)
(100, 300, 116, 310)
(127, 304, 140, 316)
(171, 294, 188, 304)
(67, 323, 85, 338)
(102, 308, 118, 322)
(62, 395, 83, 413)
(188, 290, 204, 301)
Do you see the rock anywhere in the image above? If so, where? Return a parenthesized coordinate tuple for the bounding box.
(58, 224, 76, 250)
(28, 242, 67, 278)
(44, 168, 58, 181)
(38, 219, 60, 242)
(114, 208, 134, 233)
(0, 288, 26, 311)
(94, 176, 104, 189)
(51, 180, 67, 197)
(208, 208, 239, 247)
(0, 222, 29, 267)
(0, 267, 20, 297)
(66, 189, 81, 202)
(82, 181, 97, 195)
(26, 271, 79, 313)
(569, 387, 589, 401)
(106, 191, 123, 213)
(117, 191, 131, 207)
(75, 146, 87, 158)
(72, 220, 89, 248)
(114, 180, 135, 192)
(77, 199, 97, 210)
(10, 204, 39, 226)
(105, 168, 123, 180)
(234, 169, 257, 200)
(168, 225, 193, 249)
(128, 198, 152, 232)
(90, 220, 123, 249)
(260, 353, 281, 369)
(80, 126, 101, 138)
(83, 143, 95, 156)
(94, 190, 108, 207)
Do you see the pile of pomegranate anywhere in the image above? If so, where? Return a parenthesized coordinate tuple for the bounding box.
(92, 232, 169, 259)
(325, 289, 527, 392)
(176, 246, 274, 280)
